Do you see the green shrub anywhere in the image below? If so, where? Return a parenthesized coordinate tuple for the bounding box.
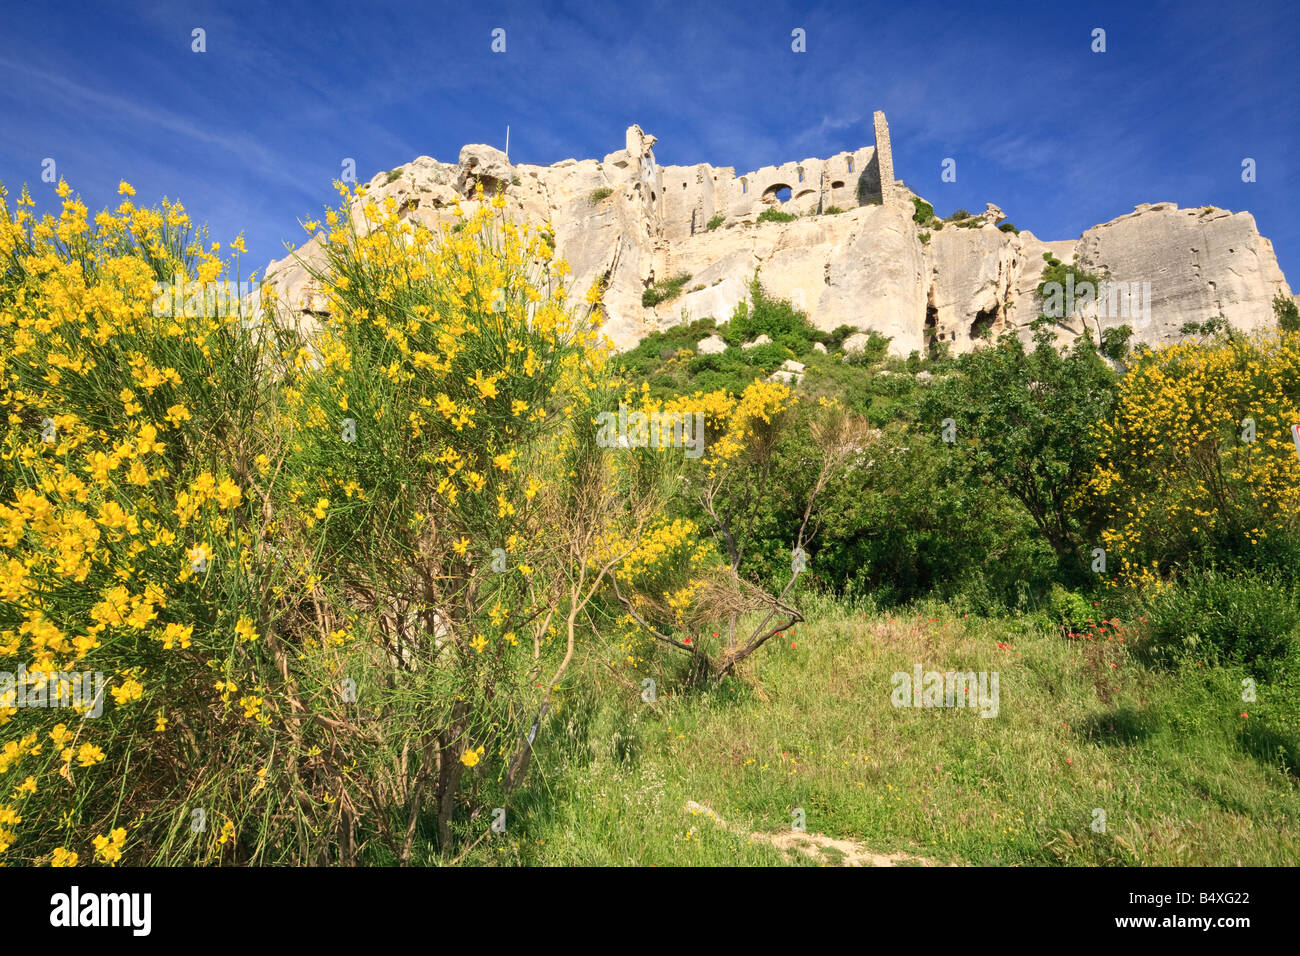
(920, 330, 1117, 573)
(824, 325, 858, 351)
(589, 187, 614, 204)
(911, 197, 934, 224)
(823, 206, 845, 215)
(384, 167, 403, 184)
(817, 430, 1057, 608)
(1046, 584, 1095, 634)
(721, 278, 816, 352)
(843, 331, 892, 366)
(1035, 255, 1105, 323)
(918, 231, 931, 245)
(1274, 293, 1300, 332)
(1099, 324, 1133, 362)
(641, 272, 692, 307)
(949, 209, 971, 222)
(1177, 315, 1234, 339)
(757, 207, 797, 224)
(706, 214, 725, 231)
(998, 221, 1019, 234)
(1138, 570, 1300, 678)
(613, 318, 717, 386)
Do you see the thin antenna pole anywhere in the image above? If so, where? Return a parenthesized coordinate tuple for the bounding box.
(505, 125, 510, 159)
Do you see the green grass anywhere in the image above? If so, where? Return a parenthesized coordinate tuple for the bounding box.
(456, 596, 1300, 865)
(589, 186, 614, 204)
(706, 214, 725, 231)
(757, 207, 797, 224)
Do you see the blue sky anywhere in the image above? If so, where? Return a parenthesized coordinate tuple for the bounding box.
(2, 0, 1297, 283)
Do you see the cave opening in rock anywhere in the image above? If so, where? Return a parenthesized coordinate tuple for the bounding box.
(924, 301, 939, 358)
(471, 175, 508, 197)
(970, 306, 999, 342)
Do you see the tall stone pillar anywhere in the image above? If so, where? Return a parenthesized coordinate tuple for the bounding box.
(872, 110, 896, 206)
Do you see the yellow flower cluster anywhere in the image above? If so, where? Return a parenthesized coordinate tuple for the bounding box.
(0, 178, 276, 865)
(1082, 332, 1300, 580)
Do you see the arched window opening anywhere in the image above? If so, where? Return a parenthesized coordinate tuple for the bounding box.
(761, 183, 794, 204)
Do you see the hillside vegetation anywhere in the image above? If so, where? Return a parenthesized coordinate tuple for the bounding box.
(1, 180, 1297, 866)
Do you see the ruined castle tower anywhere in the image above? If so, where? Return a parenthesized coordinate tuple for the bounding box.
(872, 110, 897, 206)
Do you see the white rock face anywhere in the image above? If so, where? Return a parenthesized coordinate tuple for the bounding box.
(741, 334, 772, 349)
(455, 144, 513, 195)
(260, 123, 1293, 358)
(696, 334, 728, 354)
(1071, 203, 1289, 346)
(841, 332, 874, 354)
(769, 358, 806, 385)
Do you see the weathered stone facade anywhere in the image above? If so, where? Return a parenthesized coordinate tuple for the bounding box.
(872, 110, 899, 207)
(262, 116, 1293, 357)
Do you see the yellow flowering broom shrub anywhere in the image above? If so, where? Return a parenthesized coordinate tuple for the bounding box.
(606, 382, 874, 677)
(0, 180, 303, 864)
(0, 170, 867, 863)
(0, 176, 675, 863)
(272, 185, 669, 856)
(1082, 331, 1300, 584)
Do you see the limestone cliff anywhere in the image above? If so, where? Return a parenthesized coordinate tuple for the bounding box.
(261, 118, 1293, 356)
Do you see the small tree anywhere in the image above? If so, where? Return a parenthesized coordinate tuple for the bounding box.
(921, 330, 1117, 571)
(1274, 293, 1300, 332)
(282, 185, 665, 857)
(612, 386, 874, 677)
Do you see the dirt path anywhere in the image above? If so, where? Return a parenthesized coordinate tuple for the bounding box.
(683, 800, 953, 867)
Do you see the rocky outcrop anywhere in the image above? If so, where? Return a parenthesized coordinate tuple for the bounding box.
(455, 144, 512, 196)
(261, 120, 1293, 357)
(696, 334, 727, 354)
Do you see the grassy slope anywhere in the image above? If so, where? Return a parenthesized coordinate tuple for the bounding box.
(460, 596, 1300, 866)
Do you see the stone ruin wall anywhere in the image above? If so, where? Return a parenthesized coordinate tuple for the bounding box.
(260, 112, 1294, 358)
(872, 110, 898, 207)
(656, 146, 879, 241)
